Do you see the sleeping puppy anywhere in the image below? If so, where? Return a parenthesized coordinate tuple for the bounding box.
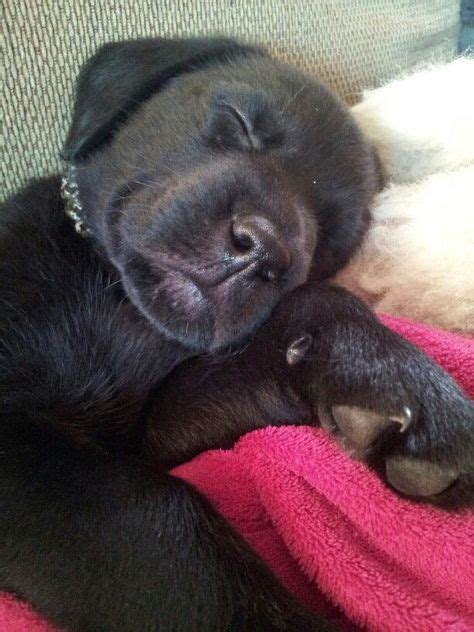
(1, 38, 473, 632)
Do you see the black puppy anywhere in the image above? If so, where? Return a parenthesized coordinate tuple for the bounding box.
(1, 37, 473, 632)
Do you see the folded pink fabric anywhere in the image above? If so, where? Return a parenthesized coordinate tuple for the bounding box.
(2, 315, 473, 631)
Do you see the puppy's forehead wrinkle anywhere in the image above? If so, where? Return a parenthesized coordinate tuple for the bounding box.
(132, 158, 238, 219)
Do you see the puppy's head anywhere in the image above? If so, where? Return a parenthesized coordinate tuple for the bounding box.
(63, 38, 376, 351)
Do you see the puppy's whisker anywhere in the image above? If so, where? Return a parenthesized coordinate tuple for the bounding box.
(132, 179, 155, 189)
(197, 257, 231, 270)
(280, 80, 310, 114)
(105, 279, 123, 291)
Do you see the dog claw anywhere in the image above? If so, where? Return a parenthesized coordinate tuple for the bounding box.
(386, 456, 459, 497)
(286, 334, 313, 365)
(389, 406, 413, 433)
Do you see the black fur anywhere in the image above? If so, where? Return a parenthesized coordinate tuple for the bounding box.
(1, 38, 473, 631)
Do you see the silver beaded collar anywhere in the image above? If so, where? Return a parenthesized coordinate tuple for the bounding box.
(60, 164, 91, 237)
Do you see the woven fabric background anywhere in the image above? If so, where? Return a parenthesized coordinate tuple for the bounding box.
(2, 0, 460, 198)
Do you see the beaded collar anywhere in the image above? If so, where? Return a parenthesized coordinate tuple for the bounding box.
(60, 165, 91, 237)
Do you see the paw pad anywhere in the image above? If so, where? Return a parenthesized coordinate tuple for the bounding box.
(318, 404, 460, 496)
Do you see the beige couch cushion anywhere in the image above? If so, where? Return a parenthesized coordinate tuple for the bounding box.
(2, 0, 460, 198)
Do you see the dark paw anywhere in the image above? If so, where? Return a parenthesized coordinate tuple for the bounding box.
(317, 404, 460, 496)
(286, 331, 474, 502)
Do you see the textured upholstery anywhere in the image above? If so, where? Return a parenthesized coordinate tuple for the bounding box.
(2, 1, 461, 198)
(460, 0, 474, 52)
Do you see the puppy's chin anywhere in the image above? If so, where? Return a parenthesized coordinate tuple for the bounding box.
(120, 260, 214, 351)
(120, 259, 283, 352)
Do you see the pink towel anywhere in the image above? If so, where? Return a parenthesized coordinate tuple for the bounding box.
(1, 315, 473, 631)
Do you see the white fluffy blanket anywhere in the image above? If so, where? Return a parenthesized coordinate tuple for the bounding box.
(335, 58, 474, 334)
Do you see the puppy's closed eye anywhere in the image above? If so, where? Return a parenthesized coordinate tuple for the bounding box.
(204, 84, 285, 151)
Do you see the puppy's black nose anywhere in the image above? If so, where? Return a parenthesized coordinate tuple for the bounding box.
(231, 215, 292, 281)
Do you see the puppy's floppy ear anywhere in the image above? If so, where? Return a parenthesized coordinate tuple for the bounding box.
(204, 84, 285, 151)
(63, 37, 265, 162)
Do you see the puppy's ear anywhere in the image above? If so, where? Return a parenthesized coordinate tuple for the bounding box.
(204, 84, 285, 151)
(63, 37, 264, 162)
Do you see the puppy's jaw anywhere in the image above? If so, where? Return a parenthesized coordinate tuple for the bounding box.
(120, 267, 215, 350)
(119, 231, 314, 352)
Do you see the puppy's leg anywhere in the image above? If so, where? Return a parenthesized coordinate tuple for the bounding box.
(149, 283, 474, 505)
(0, 419, 329, 631)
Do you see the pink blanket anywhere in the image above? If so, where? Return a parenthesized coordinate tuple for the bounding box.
(2, 315, 473, 631)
